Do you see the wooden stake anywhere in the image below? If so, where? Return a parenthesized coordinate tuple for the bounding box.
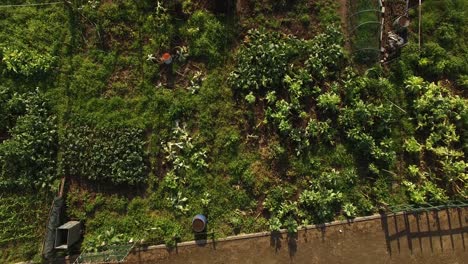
(58, 177, 66, 198)
(418, 0, 422, 50)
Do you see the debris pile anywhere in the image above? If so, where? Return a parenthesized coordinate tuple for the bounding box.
(380, 0, 409, 63)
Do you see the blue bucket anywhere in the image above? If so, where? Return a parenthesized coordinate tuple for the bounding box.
(192, 214, 207, 232)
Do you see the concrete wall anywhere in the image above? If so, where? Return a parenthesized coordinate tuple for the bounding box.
(125, 207, 467, 264)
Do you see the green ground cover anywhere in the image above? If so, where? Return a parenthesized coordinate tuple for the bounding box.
(0, 193, 52, 262)
(0, 0, 466, 262)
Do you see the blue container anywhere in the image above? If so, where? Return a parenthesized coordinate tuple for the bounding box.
(192, 214, 207, 233)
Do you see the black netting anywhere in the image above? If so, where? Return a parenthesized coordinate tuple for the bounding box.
(43, 197, 64, 259)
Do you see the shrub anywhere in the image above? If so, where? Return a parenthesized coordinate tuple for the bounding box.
(0, 86, 14, 133)
(181, 10, 226, 65)
(68, 55, 115, 100)
(142, 1, 175, 52)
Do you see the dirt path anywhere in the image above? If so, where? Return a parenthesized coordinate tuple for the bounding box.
(339, 0, 347, 25)
(338, 0, 351, 51)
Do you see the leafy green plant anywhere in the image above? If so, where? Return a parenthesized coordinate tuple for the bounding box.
(228, 209, 244, 234)
(266, 201, 300, 233)
(82, 227, 132, 253)
(299, 188, 341, 223)
(263, 185, 302, 233)
(339, 98, 395, 168)
(283, 216, 299, 234)
(159, 122, 209, 213)
(404, 137, 423, 153)
(168, 191, 190, 215)
(1, 47, 55, 77)
(229, 28, 300, 91)
(299, 168, 359, 223)
(304, 26, 344, 81)
(317, 91, 341, 112)
(403, 78, 467, 198)
(268, 216, 282, 232)
(0, 89, 57, 189)
(403, 180, 448, 205)
(343, 203, 357, 218)
(187, 71, 204, 94)
(62, 126, 147, 185)
(245, 92, 256, 104)
(161, 122, 208, 175)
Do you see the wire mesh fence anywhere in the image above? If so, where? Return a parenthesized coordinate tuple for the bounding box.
(74, 244, 135, 264)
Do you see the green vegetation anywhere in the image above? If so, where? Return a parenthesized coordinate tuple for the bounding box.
(400, 0, 468, 82)
(181, 10, 227, 65)
(0, 0, 466, 262)
(0, 193, 51, 262)
(402, 77, 467, 201)
(0, 88, 58, 189)
(62, 126, 147, 185)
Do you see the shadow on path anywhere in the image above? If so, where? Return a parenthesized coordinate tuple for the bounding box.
(381, 208, 467, 256)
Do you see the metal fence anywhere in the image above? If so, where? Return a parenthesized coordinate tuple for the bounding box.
(388, 200, 468, 214)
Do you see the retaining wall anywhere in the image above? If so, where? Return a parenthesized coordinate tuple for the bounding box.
(125, 207, 467, 264)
